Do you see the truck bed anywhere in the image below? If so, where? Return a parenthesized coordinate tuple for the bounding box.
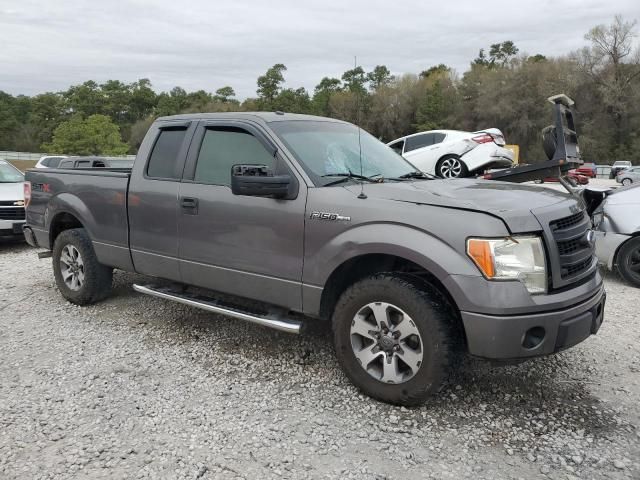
(25, 167, 133, 271)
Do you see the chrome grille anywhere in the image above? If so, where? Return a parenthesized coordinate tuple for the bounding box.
(550, 211, 584, 231)
(549, 210, 594, 282)
(0, 207, 26, 220)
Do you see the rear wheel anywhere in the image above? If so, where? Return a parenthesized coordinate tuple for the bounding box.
(436, 155, 468, 179)
(332, 274, 457, 406)
(622, 178, 632, 186)
(617, 237, 640, 287)
(52, 228, 113, 305)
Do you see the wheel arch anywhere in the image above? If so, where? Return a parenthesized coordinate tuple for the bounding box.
(613, 231, 640, 267)
(46, 192, 98, 249)
(435, 153, 468, 178)
(318, 253, 462, 328)
(48, 211, 85, 249)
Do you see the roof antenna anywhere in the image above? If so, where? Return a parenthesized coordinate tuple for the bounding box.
(354, 55, 367, 200)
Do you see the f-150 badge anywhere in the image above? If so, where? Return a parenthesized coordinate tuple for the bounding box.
(310, 211, 351, 222)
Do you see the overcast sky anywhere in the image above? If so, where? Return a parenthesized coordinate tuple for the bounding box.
(1, 0, 638, 99)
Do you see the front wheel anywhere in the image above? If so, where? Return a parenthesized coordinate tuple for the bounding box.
(622, 178, 632, 186)
(52, 228, 113, 305)
(617, 237, 640, 287)
(436, 155, 468, 179)
(332, 274, 457, 406)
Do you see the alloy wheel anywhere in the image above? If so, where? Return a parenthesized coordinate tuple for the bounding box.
(626, 246, 640, 278)
(60, 245, 85, 291)
(350, 302, 423, 384)
(439, 158, 463, 178)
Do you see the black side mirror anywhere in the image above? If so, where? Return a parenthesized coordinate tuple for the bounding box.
(231, 164, 292, 199)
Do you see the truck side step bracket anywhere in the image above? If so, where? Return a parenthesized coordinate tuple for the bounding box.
(132, 284, 302, 334)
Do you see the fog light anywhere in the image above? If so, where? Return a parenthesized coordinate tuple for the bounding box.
(522, 326, 546, 350)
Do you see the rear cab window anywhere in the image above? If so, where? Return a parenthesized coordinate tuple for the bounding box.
(146, 127, 189, 179)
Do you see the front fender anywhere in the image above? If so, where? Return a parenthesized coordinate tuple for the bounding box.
(304, 223, 481, 287)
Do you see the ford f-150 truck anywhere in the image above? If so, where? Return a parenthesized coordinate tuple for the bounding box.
(23, 112, 606, 405)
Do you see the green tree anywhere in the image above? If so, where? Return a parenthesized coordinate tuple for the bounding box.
(473, 41, 519, 68)
(528, 54, 547, 63)
(367, 65, 394, 90)
(414, 71, 459, 132)
(156, 87, 190, 116)
(214, 86, 236, 103)
(42, 114, 129, 155)
(257, 64, 287, 108)
(64, 81, 104, 116)
(312, 77, 342, 116)
(129, 79, 157, 120)
(420, 64, 450, 78)
(489, 41, 519, 66)
(341, 66, 368, 94)
(273, 87, 311, 113)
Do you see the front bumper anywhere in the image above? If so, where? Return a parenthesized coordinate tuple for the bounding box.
(461, 285, 605, 360)
(0, 219, 25, 237)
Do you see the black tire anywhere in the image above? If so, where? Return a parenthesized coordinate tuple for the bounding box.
(332, 274, 457, 406)
(622, 178, 632, 186)
(617, 237, 640, 288)
(436, 155, 469, 179)
(541, 125, 557, 161)
(52, 228, 113, 305)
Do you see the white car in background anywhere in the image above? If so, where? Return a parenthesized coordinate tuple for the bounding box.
(387, 129, 514, 178)
(35, 155, 68, 168)
(0, 159, 26, 239)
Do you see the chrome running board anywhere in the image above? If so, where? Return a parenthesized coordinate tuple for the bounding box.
(133, 284, 302, 334)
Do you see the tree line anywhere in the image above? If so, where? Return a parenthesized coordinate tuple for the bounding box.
(0, 15, 638, 164)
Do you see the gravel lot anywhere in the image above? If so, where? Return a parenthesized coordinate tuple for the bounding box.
(1, 238, 638, 479)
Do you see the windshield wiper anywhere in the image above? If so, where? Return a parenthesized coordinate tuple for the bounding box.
(389, 171, 435, 181)
(321, 171, 384, 186)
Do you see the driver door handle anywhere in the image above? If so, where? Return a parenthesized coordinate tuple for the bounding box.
(180, 197, 198, 214)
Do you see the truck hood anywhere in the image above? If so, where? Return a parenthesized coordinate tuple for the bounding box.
(346, 178, 576, 233)
(0, 182, 24, 202)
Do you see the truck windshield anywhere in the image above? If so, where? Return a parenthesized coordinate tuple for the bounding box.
(269, 120, 419, 186)
(0, 161, 24, 183)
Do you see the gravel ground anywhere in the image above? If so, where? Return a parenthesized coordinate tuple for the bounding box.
(0, 239, 638, 480)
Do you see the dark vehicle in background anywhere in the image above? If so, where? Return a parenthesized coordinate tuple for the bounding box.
(609, 160, 632, 179)
(0, 159, 26, 238)
(57, 156, 134, 169)
(23, 112, 605, 406)
(587, 184, 640, 287)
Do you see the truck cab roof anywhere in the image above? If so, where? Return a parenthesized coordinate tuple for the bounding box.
(156, 112, 349, 124)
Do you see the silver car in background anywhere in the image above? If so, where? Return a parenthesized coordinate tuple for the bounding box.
(616, 166, 640, 186)
(589, 184, 640, 287)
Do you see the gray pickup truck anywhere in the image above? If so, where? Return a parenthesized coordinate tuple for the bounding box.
(24, 112, 605, 405)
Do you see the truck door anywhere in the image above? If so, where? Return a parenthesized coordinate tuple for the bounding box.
(128, 121, 196, 281)
(177, 120, 306, 311)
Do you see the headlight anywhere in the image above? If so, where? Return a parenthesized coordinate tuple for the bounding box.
(467, 236, 547, 294)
